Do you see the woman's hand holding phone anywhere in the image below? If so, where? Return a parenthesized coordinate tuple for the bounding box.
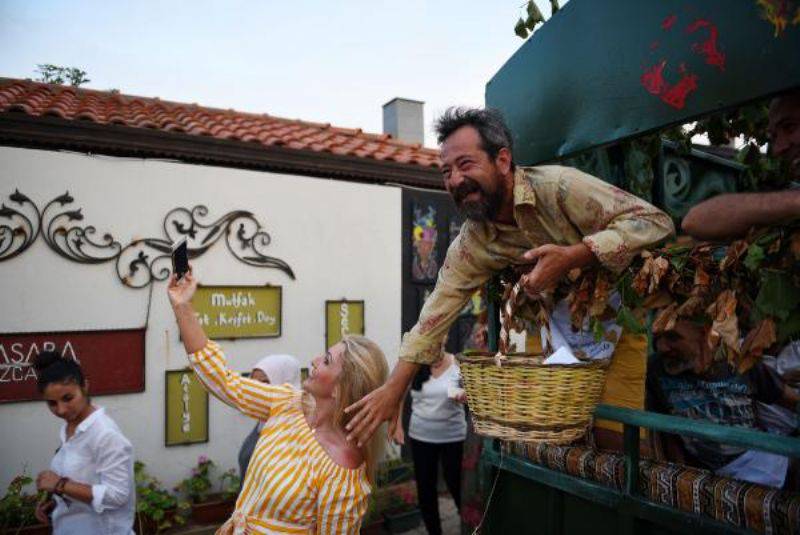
(167, 269, 197, 309)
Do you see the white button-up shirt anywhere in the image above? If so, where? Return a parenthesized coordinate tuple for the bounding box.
(50, 407, 135, 534)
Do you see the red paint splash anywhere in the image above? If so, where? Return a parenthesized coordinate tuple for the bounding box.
(660, 72, 699, 109)
(686, 18, 726, 70)
(641, 61, 667, 95)
(662, 14, 678, 30)
(640, 60, 699, 110)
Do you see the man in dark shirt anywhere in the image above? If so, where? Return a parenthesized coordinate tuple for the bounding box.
(647, 320, 799, 487)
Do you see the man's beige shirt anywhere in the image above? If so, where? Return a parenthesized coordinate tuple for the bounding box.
(399, 165, 676, 364)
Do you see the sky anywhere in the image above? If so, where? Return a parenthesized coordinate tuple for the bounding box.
(0, 0, 563, 148)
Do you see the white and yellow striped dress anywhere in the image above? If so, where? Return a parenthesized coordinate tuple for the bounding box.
(189, 341, 371, 534)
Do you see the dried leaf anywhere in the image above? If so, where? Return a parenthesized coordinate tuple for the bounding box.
(650, 257, 670, 293)
(720, 240, 748, 271)
(632, 256, 653, 295)
(652, 303, 679, 333)
(589, 273, 611, 316)
(567, 268, 582, 281)
(676, 295, 705, 317)
(632, 255, 670, 295)
(692, 266, 710, 294)
(766, 238, 781, 255)
(738, 318, 776, 373)
(642, 290, 674, 309)
(706, 290, 740, 356)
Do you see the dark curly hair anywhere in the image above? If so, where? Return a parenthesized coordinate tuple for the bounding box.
(33, 351, 85, 393)
(433, 107, 515, 169)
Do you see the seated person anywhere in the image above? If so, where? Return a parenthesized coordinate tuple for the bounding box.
(647, 320, 800, 488)
(681, 89, 800, 242)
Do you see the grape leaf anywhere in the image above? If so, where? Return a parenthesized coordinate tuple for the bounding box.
(743, 243, 765, 271)
(755, 270, 800, 321)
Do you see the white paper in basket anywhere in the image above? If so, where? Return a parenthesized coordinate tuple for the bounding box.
(542, 346, 581, 365)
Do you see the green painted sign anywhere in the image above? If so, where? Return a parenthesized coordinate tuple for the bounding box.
(192, 285, 282, 339)
(325, 300, 365, 349)
(165, 370, 208, 446)
(486, 0, 800, 165)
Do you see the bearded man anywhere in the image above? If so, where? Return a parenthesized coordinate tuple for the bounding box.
(346, 107, 675, 448)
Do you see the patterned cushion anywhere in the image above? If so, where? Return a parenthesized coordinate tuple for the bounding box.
(504, 442, 800, 535)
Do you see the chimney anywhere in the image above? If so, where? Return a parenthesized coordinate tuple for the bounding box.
(382, 98, 424, 145)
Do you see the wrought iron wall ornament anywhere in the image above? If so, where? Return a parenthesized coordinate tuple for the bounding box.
(0, 190, 40, 261)
(0, 190, 296, 287)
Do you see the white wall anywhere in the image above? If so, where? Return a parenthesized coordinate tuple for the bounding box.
(0, 146, 402, 489)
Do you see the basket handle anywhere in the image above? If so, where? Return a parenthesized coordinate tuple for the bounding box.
(498, 281, 554, 356)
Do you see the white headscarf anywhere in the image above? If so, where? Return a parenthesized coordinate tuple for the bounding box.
(252, 354, 302, 389)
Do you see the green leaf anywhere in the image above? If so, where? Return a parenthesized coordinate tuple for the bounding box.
(514, 17, 529, 38)
(755, 270, 800, 321)
(525, 1, 545, 29)
(777, 309, 800, 345)
(590, 317, 605, 342)
(743, 243, 765, 271)
(617, 306, 646, 335)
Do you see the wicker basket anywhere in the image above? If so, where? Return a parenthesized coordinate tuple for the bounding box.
(457, 283, 611, 443)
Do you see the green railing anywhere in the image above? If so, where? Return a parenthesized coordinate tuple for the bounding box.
(481, 404, 800, 535)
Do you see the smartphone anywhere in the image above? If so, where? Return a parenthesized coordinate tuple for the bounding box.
(171, 237, 189, 280)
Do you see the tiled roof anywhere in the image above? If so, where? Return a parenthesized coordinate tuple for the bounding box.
(0, 78, 441, 168)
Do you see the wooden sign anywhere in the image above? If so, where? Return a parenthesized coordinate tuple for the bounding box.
(0, 329, 145, 403)
(165, 369, 209, 446)
(192, 285, 281, 339)
(325, 300, 364, 349)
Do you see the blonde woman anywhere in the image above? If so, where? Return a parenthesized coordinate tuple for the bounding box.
(167, 271, 389, 534)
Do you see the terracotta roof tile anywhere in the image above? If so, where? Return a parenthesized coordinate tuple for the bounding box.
(0, 79, 442, 169)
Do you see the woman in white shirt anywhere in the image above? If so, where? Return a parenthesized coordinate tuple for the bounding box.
(33, 351, 135, 535)
(393, 351, 466, 535)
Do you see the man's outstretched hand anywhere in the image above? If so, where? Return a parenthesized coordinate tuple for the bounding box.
(344, 359, 420, 447)
(344, 382, 402, 447)
(520, 243, 595, 297)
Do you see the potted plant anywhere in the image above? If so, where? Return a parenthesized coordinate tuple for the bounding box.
(0, 474, 49, 535)
(175, 456, 239, 525)
(360, 497, 385, 535)
(376, 458, 414, 487)
(134, 461, 189, 534)
(377, 481, 421, 534)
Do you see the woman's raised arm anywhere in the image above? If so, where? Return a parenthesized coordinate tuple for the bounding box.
(167, 272, 293, 420)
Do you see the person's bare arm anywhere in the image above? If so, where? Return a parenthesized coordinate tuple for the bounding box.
(345, 223, 505, 447)
(681, 191, 800, 241)
(520, 243, 596, 295)
(167, 272, 208, 354)
(36, 471, 93, 505)
(345, 360, 418, 447)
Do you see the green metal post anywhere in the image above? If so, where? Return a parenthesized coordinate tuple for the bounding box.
(624, 424, 640, 496)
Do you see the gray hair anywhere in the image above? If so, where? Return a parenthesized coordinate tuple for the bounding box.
(434, 107, 515, 168)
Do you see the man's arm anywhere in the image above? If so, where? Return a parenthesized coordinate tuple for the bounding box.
(681, 191, 800, 241)
(544, 168, 675, 274)
(345, 223, 505, 446)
